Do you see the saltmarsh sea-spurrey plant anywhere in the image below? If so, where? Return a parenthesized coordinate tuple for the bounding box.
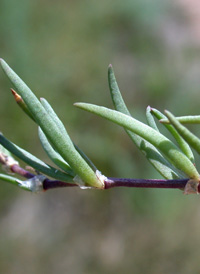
(0, 59, 200, 194)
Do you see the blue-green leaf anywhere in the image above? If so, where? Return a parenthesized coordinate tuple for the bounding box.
(38, 127, 74, 176)
(75, 102, 200, 180)
(40, 98, 97, 172)
(160, 115, 200, 124)
(108, 64, 182, 179)
(0, 133, 73, 182)
(151, 108, 195, 164)
(165, 110, 200, 155)
(146, 106, 159, 131)
(0, 59, 102, 188)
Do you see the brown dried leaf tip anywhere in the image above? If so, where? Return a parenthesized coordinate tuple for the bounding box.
(11, 88, 22, 103)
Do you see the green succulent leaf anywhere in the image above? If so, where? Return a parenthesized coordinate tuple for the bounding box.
(11, 89, 35, 122)
(0, 59, 102, 188)
(40, 98, 97, 172)
(151, 108, 195, 164)
(165, 110, 200, 155)
(38, 127, 74, 176)
(108, 64, 183, 179)
(75, 102, 200, 180)
(0, 133, 73, 182)
(10, 92, 75, 176)
(146, 106, 159, 131)
(160, 115, 200, 124)
(0, 173, 25, 188)
(108, 64, 131, 115)
(0, 173, 45, 192)
(40, 98, 67, 135)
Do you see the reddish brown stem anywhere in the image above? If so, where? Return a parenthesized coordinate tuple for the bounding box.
(43, 179, 77, 190)
(11, 164, 35, 179)
(4, 163, 198, 192)
(104, 177, 188, 190)
(9, 164, 77, 190)
(42, 177, 191, 191)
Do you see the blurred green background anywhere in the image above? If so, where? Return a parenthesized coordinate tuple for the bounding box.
(1, 0, 200, 273)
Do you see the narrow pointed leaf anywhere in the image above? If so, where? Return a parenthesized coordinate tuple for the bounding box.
(11, 89, 35, 121)
(108, 64, 131, 115)
(160, 115, 200, 124)
(0, 173, 44, 192)
(74, 144, 97, 172)
(0, 133, 73, 182)
(75, 103, 199, 180)
(108, 65, 182, 179)
(11, 92, 78, 175)
(10, 92, 75, 176)
(0, 59, 101, 188)
(0, 173, 25, 188)
(10, 91, 74, 174)
(40, 98, 67, 135)
(38, 127, 74, 176)
(146, 106, 159, 131)
(165, 110, 200, 155)
(151, 108, 195, 164)
(41, 97, 97, 172)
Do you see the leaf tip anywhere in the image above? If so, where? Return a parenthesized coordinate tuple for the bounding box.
(108, 64, 113, 73)
(0, 58, 6, 66)
(73, 102, 80, 107)
(11, 88, 22, 102)
(73, 102, 86, 110)
(0, 58, 3, 68)
(146, 105, 152, 111)
(164, 110, 170, 115)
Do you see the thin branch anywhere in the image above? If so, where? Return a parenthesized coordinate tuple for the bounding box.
(104, 177, 188, 190)
(42, 177, 194, 192)
(43, 179, 77, 190)
(8, 163, 78, 190)
(0, 159, 196, 192)
(10, 164, 35, 179)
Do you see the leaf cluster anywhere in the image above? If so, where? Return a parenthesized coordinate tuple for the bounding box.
(0, 59, 200, 193)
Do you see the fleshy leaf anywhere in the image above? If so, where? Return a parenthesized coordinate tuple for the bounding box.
(0, 59, 101, 188)
(40, 98, 97, 172)
(160, 115, 200, 124)
(38, 127, 74, 176)
(165, 110, 200, 155)
(0, 173, 25, 188)
(11, 89, 35, 121)
(146, 106, 159, 131)
(0, 173, 45, 192)
(151, 108, 195, 164)
(10, 91, 75, 176)
(75, 102, 200, 180)
(0, 133, 73, 182)
(108, 64, 182, 179)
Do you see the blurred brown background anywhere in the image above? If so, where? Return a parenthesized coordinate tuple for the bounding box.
(1, 0, 200, 273)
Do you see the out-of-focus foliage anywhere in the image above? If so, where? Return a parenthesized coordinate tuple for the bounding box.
(1, 0, 200, 273)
